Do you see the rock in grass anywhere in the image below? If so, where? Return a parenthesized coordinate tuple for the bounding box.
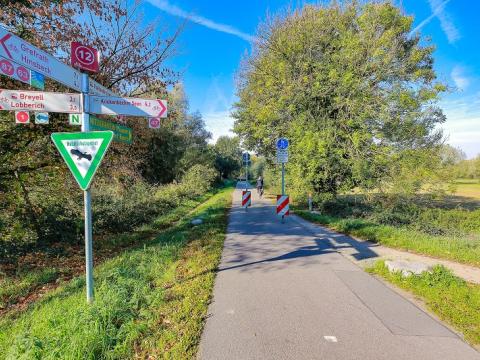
(191, 218, 203, 226)
(385, 260, 431, 277)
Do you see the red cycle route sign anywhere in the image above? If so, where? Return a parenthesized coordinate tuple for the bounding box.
(15, 111, 30, 124)
(71, 42, 99, 73)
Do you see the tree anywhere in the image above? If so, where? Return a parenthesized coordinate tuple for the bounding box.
(214, 136, 242, 179)
(233, 1, 446, 197)
(0, 0, 183, 252)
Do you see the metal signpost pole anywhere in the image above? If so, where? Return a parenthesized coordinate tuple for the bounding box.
(281, 162, 285, 223)
(81, 73, 94, 303)
(246, 162, 248, 190)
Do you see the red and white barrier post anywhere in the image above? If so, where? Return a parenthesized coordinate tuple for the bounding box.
(276, 195, 289, 219)
(242, 190, 251, 210)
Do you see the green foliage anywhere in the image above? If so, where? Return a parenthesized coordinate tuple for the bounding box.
(1, 161, 218, 264)
(234, 1, 446, 198)
(368, 261, 480, 345)
(0, 186, 233, 359)
(0, 267, 58, 308)
(213, 136, 242, 179)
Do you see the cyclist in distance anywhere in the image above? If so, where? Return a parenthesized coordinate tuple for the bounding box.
(256, 176, 264, 197)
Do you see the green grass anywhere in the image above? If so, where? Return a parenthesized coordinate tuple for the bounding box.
(295, 210, 480, 267)
(368, 261, 480, 345)
(452, 179, 480, 200)
(0, 185, 233, 359)
(0, 268, 59, 309)
(0, 185, 227, 311)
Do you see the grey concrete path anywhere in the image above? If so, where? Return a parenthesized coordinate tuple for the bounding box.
(198, 183, 480, 360)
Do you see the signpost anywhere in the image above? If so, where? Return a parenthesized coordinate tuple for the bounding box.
(30, 71, 45, 90)
(0, 89, 81, 113)
(34, 112, 49, 124)
(69, 113, 82, 126)
(276, 138, 289, 222)
(51, 131, 113, 190)
(90, 115, 132, 144)
(242, 152, 251, 195)
(89, 95, 167, 118)
(89, 78, 115, 97)
(1, 28, 167, 304)
(148, 117, 160, 129)
(0, 27, 82, 92)
(71, 42, 99, 73)
(15, 110, 29, 124)
(0, 57, 30, 84)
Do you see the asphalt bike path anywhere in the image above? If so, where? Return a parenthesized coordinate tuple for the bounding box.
(198, 183, 480, 360)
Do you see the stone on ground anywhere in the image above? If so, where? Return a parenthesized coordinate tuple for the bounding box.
(385, 260, 431, 277)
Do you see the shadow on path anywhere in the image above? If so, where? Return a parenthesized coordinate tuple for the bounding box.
(218, 238, 336, 272)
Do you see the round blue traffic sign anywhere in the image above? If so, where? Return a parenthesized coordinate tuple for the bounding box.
(242, 153, 250, 162)
(276, 138, 289, 150)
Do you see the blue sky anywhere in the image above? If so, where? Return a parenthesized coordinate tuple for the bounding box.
(142, 0, 480, 158)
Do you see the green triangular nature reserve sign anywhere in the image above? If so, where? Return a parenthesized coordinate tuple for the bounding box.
(51, 131, 114, 190)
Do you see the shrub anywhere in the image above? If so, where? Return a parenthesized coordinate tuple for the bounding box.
(180, 164, 217, 196)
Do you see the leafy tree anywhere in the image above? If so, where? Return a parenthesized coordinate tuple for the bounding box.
(214, 136, 242, 179)
(0, 0, 195, 256)
(234, 1, 446, 197)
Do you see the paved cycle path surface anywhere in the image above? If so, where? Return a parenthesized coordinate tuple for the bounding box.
(198, 183, 480, 360)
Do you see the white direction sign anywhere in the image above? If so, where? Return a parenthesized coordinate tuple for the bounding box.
(89, 79, 116, 97)
(277, 149, 288, 163)
(89, 95, 167, 118)
(0, 27, 81, 91)
(0, 89, 81, 113)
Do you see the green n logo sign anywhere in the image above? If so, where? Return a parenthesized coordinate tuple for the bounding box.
(69, 113, 82, 126)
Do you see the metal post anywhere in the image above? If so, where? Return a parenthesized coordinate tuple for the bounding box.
(281, 162, 285, 223)
(308, 193, 313, 212)
(81, 73, 94, 303)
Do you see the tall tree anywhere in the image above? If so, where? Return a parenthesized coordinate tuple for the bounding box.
(214, 136, 242, 179)
(234, 1, 446, 196)
(0, 0, 183, 250)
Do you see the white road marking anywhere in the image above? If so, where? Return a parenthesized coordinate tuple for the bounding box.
(324, 336, 338, 343)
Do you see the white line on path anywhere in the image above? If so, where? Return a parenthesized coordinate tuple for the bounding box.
(323, 336, 338, 343)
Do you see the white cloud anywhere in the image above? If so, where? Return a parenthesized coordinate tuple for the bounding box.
(428, 0, 460, 43)
(203, 110, 235, 143)
(410, 0, 460, 44)
(146, 0, 255, 42)
(451, 66, 470, 90)
(439, 94, 480, 158)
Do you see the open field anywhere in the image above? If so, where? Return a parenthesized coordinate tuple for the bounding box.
(452, 179, 480, 201)
(0, 185, 233, 358)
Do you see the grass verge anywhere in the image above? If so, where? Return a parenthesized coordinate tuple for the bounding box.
(295, 210, 480, 267)
(367, 261, 480, 346)
(0, 184, 231, 311)
(0, 185, 233, 359)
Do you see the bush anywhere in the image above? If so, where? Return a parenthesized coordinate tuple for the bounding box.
(1, 164, 218, 265)
(180, 164, 217, 196)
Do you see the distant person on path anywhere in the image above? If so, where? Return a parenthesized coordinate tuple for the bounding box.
(256, 176, 264, 197)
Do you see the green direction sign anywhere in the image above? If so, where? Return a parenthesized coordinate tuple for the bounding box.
(90, 116, 132, 144)
(51, 131, 114, 190)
